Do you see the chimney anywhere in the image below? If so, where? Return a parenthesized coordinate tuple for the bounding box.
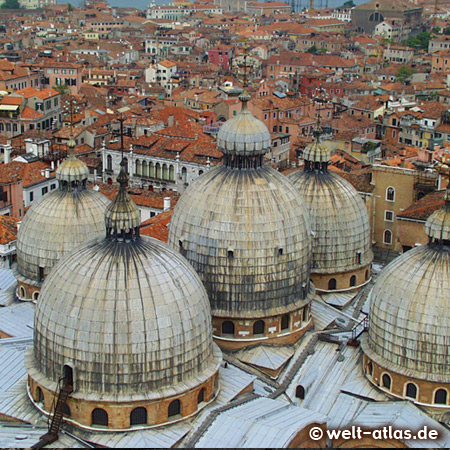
(4, 145, 11, 164)
(45, 168, 51, 178)
(163, 197, 171, 211)
(51, 160, 55, 170)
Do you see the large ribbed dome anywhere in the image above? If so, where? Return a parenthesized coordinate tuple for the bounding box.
(169, 166, 312, 317)
(216, 92, 271, 157)
(16, 185, 109, 285)
(363, 243, 450, 380)
(288, 171, 372, 273)
(363, 189, 450, 381)
(27, 234, 221, 399)
(288, 126, 372, 284)
(26, 161, 221, 407)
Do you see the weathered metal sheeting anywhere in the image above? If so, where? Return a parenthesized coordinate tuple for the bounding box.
(0, 425, 86, 449)
(303, 138, 330, 163)
(0, 269, 18, 306)
(194, 397, 327, 448)
(234, 345, 294, 371)
(365, 244, 450, 381)
(0, 302, 34, 339)
(288, 171, 373, 273)
(16, 188, 110, 282)
(28, 235, 221, 400)
(168, 165, 313, 318)
(216, 101, 271, 156)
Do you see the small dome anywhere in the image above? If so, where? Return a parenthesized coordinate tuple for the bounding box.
(303, 138, 330, 163)
(217, 93, 271, 157)
(56, 154, 89, 184)
(168, 165, 313, 317)
(364, 243, 450, 381)
(425, 189, 450, 241)
(16, 188, 110, 284)
(289, 171, 372, 273)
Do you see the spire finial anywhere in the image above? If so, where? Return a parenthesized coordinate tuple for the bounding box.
(238, 40, 252, 105)
(312, 113, 322, 140)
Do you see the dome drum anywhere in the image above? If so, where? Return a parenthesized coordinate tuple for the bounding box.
(212, 302, 313, 351)
(27, 363, 220, 430)
(362, 348, 450, 410)
(312, 264, 372, 293)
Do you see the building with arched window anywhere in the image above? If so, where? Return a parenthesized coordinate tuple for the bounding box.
(168, 88, 314, 351)
(362, 186, 450, 410)
(25, 161, 221, 430)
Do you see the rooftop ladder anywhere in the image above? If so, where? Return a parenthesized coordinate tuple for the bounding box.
(31, 377, 73, 449)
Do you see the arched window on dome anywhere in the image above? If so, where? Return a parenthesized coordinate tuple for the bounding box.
(253, 320, 265, 336)
(36, 387, 44, 404)
(130, 407, 147, 426)
(328, 278, 337, 290)
(365, 269, 370, 281)
(168, 399, 181, 418)
(63, 364, 73, 388)
(198, 388, 205, 405)
(222, 321, 235, 336)
(386, 187, 395, 202)
(303, 306, 308, 322)
(33, 292, 39, 301)
(19, 286, 25, 299)
(92, 408, 108, 427)
(63, 404, 71, 417)
(382, 373, 392, 391)
(434, 389, 448, 405)
(281, 314, 290, 331)
(295, 385, 305, 400)
(383, 230, 392, 245)
(199, 170, 204, 176)
(367, 362, 373, 376)
(405, 383, 418, 400)
(350, 275, 357, 287)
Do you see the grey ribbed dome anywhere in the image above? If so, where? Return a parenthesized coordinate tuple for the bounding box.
(303, 138, 330, 163)
(16, 188, 110, 283)
(363, 243, 450, 381)
(217, 95, 271, 157)
(288, 171, 372, 273)
(168, 165, 314, 318)
(27, 235, 221, 400)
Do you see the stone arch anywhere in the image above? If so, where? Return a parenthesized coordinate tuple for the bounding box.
(130, 407, 147, 426)
(168, 399, 181, 417)
(434, 388, 448, 405)
(169, 165, 175, 181)
(350, 275, 357, 287)
(92, 408, 108, 427)
(405, 382, 418, 400)
(382, 373, 392, 390)
(221, 320, 235, 335)
(197, 388, 205, 405)
(155, 162, 161, 179)
(328, 278, 337, 290)
(253, 320, 265, 336)
(281, 314, 290, 331)
(135, 159, 142, 176)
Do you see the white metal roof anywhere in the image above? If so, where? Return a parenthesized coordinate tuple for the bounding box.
(0, 302, 34, 338)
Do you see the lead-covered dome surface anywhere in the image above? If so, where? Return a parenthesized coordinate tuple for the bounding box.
(168, 165, 313, 318)
(288, 171, 372, 272)
(16, 188, 110, 282)
(29, 234, 221, 400)
(364, 243, 450, 381)
(216, 94, 271, 157)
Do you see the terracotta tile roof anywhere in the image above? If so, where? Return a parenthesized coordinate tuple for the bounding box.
(20, 106, 42, 120)
(140, 209, 174, 242)
(0, 160, 53, 187)
(397, 190, 445, 221)
(0, 214, 18, 245)
(16, 87, 59, 100)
